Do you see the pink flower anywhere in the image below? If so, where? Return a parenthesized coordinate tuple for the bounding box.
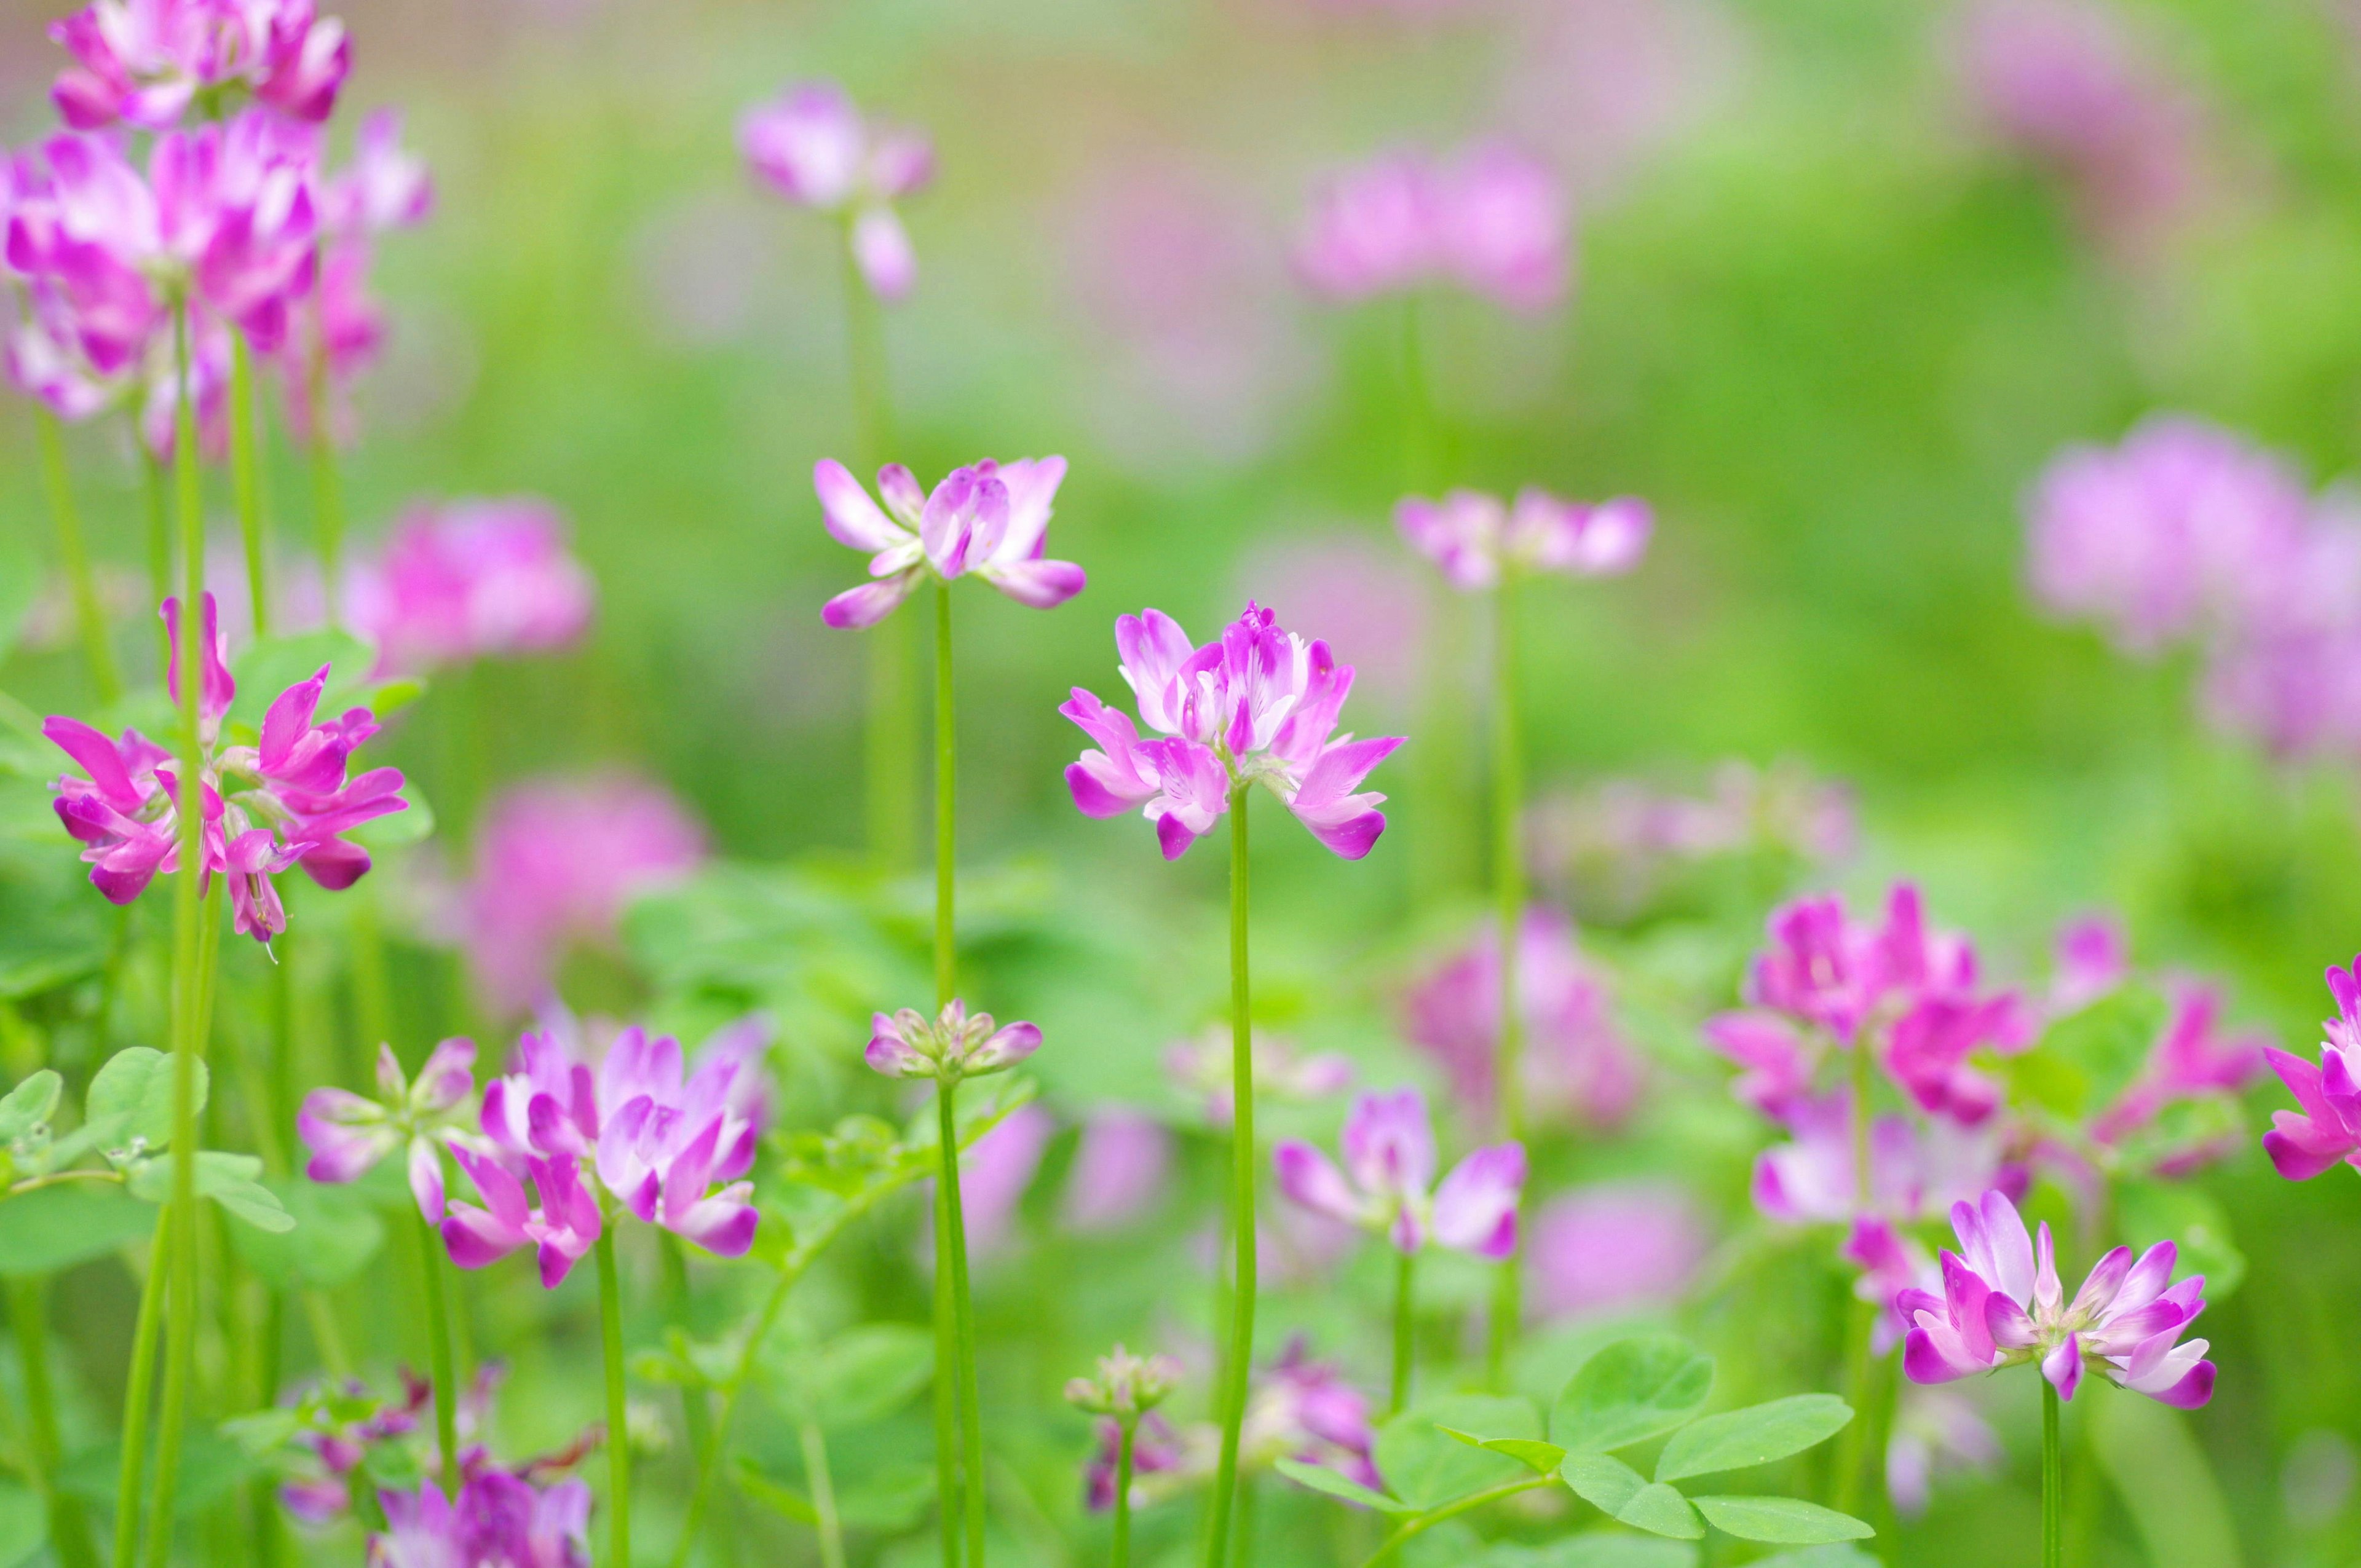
(299, 1038, 477, 1221)
(1396, 487, 1652, 593)
(1060, 1111, 1172, 1233)
(1242, 1341, 1380, 1488)
(1294, 143, 1568, 312)
(456, 774, 703, 1014)
(2051, 914, 2129, 1010)
(738, 82, 931, 301)
(352, 498, 595, 676)
(949, 1103, 1054, 1261)
(1750, 1091, 2022, 1231)
(863, 999, 1042, 1082)
(49, 0, 351, 132)
(2090, 981, 2266, 1167)
(1233, 535, 1427, 712)
(368, 1470, 593, 1568)
(1062, 602, 1406, 860)
(1164, 1026, 1351, 1126)
(1084, 1412, 1185, 1512)
(813, 457, 1084, 629)
(1401, 907, 1640, 1129)
(1897, 1187, 2215, 1408)
(440, 1144, 603, 1288)
(1528, 1181, 1708, 1320)
(2261, 954, 2361, 1181)
(1274, 1087, 1524, 1258)
(271, 233, 382, 446)
(324, 109, 433, 235)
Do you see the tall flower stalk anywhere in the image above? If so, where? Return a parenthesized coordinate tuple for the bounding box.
(1066, 1348, 1180, 1568)
(1212, 782, 1253, 1555)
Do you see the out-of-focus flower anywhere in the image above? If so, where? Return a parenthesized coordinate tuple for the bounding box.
(2197, 500, 2361, 763)
(1165, 1026, 1353, 1127)
(813, 457, 1083, 629)
(2051, 914, 2129, 1010)
(1065, 1344, 1183, 1421)
(1062, 603, 1405, 860)
(350, 498, 595, 676)
(1275, 1087, 1524, 1258)
(45, 592, 406, 940)
(1083, 1411, 1185, 1513)
(456, 773, 703, 1015)
(2261, 954, 2361, 1181)
(1401, 907, 1640, 1129)
(1750, 1091, 2022, 1231)
(300, 1038, 477, 1221)
(1897, 1188, 2215, 1408)
(49, 0, 350, 131)
(864, 999, 1042, 1082)
(1528, 1181, 1708, 1320)
(1240, 1340, 1379, 1487)
(1294, 143, 1568, 313)
(738, 82, 931, 301)
(1886, 1389, 2003, 1519)
(2090, 981, 2266, 1168)
(951, 1103, 1054, 1261)
(325, 109, 434, 235)
(1396, 487, 1651, 593)
(368, 1470, 593, 1568)
(1061, 1110, 1172, 1232)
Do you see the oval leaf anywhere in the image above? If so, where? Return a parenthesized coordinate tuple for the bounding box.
(1689, 1496, 1873, 1544)
(127, 1152, 296, 1232)
(87, 1048, 205, 1157)
(1655, 1395, 1852, 1482)
(1273, 1458, 1417, 1516)
(1377, 1396, 1538, 1510)
(1552, 1337, 1715, 1453)
(1619, 1484, 1706, 1540)
(1438, 1427, 1567, 1476)
(0, 1072, 61, 1144)
(1564, 1452, 1648, 1516)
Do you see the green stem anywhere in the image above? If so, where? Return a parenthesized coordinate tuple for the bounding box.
(1205, 788, 1255, 1568)
(596, 1227, 631, 1568)
(34, 410, 120, 705)
(141, 446, 172, 680)
(111, 1215, 169, 1568)
(2042, 1377, 2062, 1568)
(936, 1084, 986, 1567)
(1110, 1419, 1135, 1568)
(1390, 1248, 1416, 1418)
(1487, 573, 1524, 1388)
(229, 333, 268, 637)
(934, 581, 955, 1004)
(799, 1422, 847, 1568)
(1359, 1476, 1548, 1567)
(932, 1167, 961, 1568)
(414, 1208, 460, 1496)
(10, 1276, 101, 1568)
(304, 305, 344, 628)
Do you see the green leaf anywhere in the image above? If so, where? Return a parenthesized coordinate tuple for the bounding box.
(2012, 985, 2165, 1120)
(732, 1461, 818, 1525)
(86, 1047, 204, 1157)
(2117, 1178, 2245, 1301)
(1271, 1458, 1417, 1516)
(0, 1479, 44, 1568)
(1376, 1396, 1538, 1509)
(1654, 1395, 1852, 1481)
(1688, 1497, 1873, 1543)
(0, 1184, 155, 1275)
(0, 1071, 61, 1144)
(1563, 1452, 1647, 1515)
(228, 1178, 382, 1286)
(764, 1323, 933, 1428)
(1619, 1485, 1707, 1540)
(1552, 1337, 1714, 1453)
(127, 1152, 296, 1231)
(1437, 1427, 1567, 1475)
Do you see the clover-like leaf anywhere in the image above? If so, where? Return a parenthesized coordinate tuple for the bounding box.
(1655, 1396, 1851, 1483)
(1552, 1337, 1714, 1454)
(229, 1179, 381, 1286)
(0, 1071, 61, 1146)
(1689, 1496, 1873, 1543)
(1377, 1396, 1538, 1510)
(85, 1048, 204, 1160)
(1438, 1427, 1567, 1476)
(1271, 1458, 1417, 1516)
(128, 1152, 295, 1232)
(0, 1186, 155, 1277)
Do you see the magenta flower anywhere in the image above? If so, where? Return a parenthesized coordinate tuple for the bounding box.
(1528, 1181, 1707, 1321)
(2089, 981, 2266, 1166)
(1275, 1087, 1524, 1258)
(1897, 1188, 2215, 1408)
(1396, 487, 1651, 592)
(324, 109, 434, 235)
(2260, 955, 2361, 1181)
(455, 773, 703, 1015)
(1059, 1110, 1172, 1233)
(813, 457, 1083, 629)
(1234, 535, 1428, 712)
(1241, 1341, 1380, 1487)
(299, 1038, 477, 1221)
(352, 498, 595, 676)
(45, 592, 406, 940)
(49, 0, 351, 132)
(1294, 143, 1568, 313)
(738, 82, 932, 301)
(1403, 907, 1640, 1130)
(368, 1470, 592, 1568)
(2051, 913, 2129, 1011)
(1085, 1412, 1185, 1513)
(1062, 602, 1405, 860)
(863, 999, 1042, 1082)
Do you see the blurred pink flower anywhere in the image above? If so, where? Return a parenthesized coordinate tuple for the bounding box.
(352, 498, 596, 675)
(1294, 142, 1568, 312)
(1750, 1090, 2022, 1231)
(1396, 487, 1651, 592)
(49, 0, 350, 131)
(2050, 913, 2129, 1010)
(1528, 1181, 1707, 1320)
(460, 774, 705, 1014)
(1494, 0, 1747, 202)
(813, 457, 1083, 629)
(1275, 1087, 1524, 1258)
(951, 1103, 1055, 1261)
(1061, 1110, 1173, 1233)
(1886, 1389, 2003, 1519)
(1165, 1025, 1351, 1127)
(2090, 980, 2267, 1169)
(739, 82, 931, 301)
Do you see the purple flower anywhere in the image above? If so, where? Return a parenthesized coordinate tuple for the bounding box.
(46, 592, 408, 941)
(1401, 906, 1641, 1130)
(1274, 1087, 1524, 1258)
(1750, 1091, 2022, 1232)
(299, 1038, 477, 1221)
(455, 773, 703, 1015)
(864, 999, 1042, 1082)
(2261, 955, 2361, 1181)
(368, 1470, 593, 1568)
(1528, 1181, 1708, 1320)
(1062, 602, 1406, 860)
(1241, 1340, 1379, 1487)
(1060, 1111, 1172, 1233)
(1897, 1188, 2215, 1408)
(1396, 487, 1652, 593)
(1294, 143, 1568, 313)
(324, 109, 435, 235)
(1164, 1026, 1352, 1126)
(1233, 535, 1427, 712)
(49, 0, 351, 132)
(351, 498, 595, 676)
(813, 457, 1083, 629)
(2090, 981, 2266, 1167)
(738, 82, 931, 301)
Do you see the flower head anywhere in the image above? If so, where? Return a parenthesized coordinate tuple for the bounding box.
(1529, 1181, 1708, 1321)
(1897, 1187, 2215, 1408)
(1294, 143, 1568, 312)
(1059, 1111, 1172, 1233)
(352, 498, 595, 676)
(299, 1038, 477, 1221)
(1064, 1344, 1184, 1422)
(864, 999, 1042, 1082)
(1062, 602, 1405, 860)
(1395, 487, 1651, 592)
(738, 82, 931, 301)
(1241, 1341, 1379, 1487)
(1165, 1025, 1351, 1125)
(813, 457, 1083, 629)
(49, 0, 352, 132)
(1275, 1087, 1524, 1258)
(1083, 1412, 1185, 1513)
(2260, 954, 2361, 1181)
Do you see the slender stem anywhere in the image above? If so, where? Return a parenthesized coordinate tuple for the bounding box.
(34, 410, 120, 705)
(228, 333, 268, 636)
(932, 1166, 962, 1568)
(936, 1084, 986, 1567)
(1390, 1249, 1416, 1417)
(1234, 1475, 1257, 1568)
(932, 572, 965, 1567)
(1110, 1419, 1135, 1568)
(934, 581, 955, 1004)
(2042, 1378, 2062, 1568)
(141, 446, 172, 680)
(112, 1213, 169, 1568)
(1849, 1034, 1873, 1207)
(799, 1422, 847, 1568)
(305, 302, 344, 627)
(414, 1208, 460, 1495)
(1359, 1476, 1549, 1567)
(596, 1227, 631, 1568)
(10, 1276, 101, 1568)
(1205, 789, 1255, 1568)
(1487, 573, 1524, 1388)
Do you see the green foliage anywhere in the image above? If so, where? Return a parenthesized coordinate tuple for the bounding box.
(126, 1151, 296, 1232)
(1551, 1337, 1715, 1453)
(229, 1178, 385, 1286)
(0, 1185, 154, 1276)
(1271, 1459, 1416, 1515)
(1687, 1497, 1875, 1544)
(1475, 1537, 1698, 1568)
(761, 1322, 934, 1428)
(2089, 1389, 2241, 1568)
(1652, 1395, 1853, 1482)
(82, 1046, 194, 1157)
(2118, 1178, 2247, 1300)
(1376, 1396, 1540, 1508)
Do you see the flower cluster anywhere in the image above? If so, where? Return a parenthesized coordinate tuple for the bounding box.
(299, 1038, 477, 1219)
(1395, 487, 1651, 591)
(1275, 1088, 1524, 1259)
(1294, 143, 1568, 312)
(1063, 603, 1404, 859)
(864, 999, 1042, 1083)
(1064, 1344, 1183, 1422)
(45, 593, 408, 940)
(47, 0, 351, 132)
(740, 81, 932, 301)
(1165, 1025, 1351, 1126)
(814, 457, 1084, 629)
(351, 498, 596, 676)
(2260, 955, 2361, 1181)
